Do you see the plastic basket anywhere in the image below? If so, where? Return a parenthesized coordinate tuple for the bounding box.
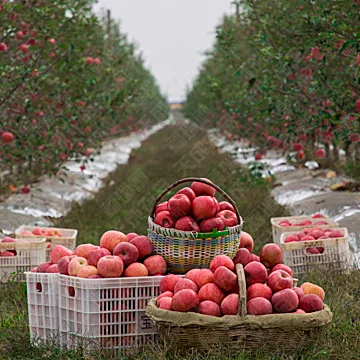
(26, 272, 59, 344)
(15, 226, 77, 261)
(58, 274, 163, 356)
(271, 215, 338, 245)
(0, 238, 46, 282)
(279, 228, 350, 277)
(146, 264, 332, 354)
(148, 178, 243, 273)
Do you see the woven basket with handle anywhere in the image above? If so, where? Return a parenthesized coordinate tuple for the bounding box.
(147, 178, 243, 274)
(146, 264, 333, 353)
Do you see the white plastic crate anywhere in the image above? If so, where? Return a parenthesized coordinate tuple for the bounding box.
(279, 228, 350, 277)
(58, 274, 163, 356)
(15, 226, 77, 261)
(0, 238, 46, 282)
(26, 272, 59, 344)
(271, 215, 338, 245)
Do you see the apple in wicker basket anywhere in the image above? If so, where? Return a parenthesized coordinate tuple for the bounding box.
(168, 194, 191, 219)
(200, 217, 225, 232)
(216, 210, 238, 227)
(175, 216, 200, 232)
(190, 178, 216, 197)
(176, 187, 196, 202)
(218, 201, 235, 212)
(192, 196, 218, 221)
(154, 211, 175, 229)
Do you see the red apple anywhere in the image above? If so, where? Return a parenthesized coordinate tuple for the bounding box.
(176, 187, 196, 202)
(299, 294, 323, 313)
(199, 300, 221, 317)
(126, 233, 138, 241)
(129, 236, 153, 259)
(46, 264, 60, 273)
(192, 196, 217, 221)
(312, 213, 325, 219)
(157, 291, 174, 302)
(218, 201, 235, 212)
(200, 217, 225, 232)
(160, 274, 181, 293)
(210, 255, 235, 272)
(77, 265, 99, 278)
(97, 255, 124, 278)
(155, 201, 168, 216)
(239, 231, 254, 252)
(267, 270, 293, 293)
(190, 178, 216, 196)
(213, 266, 237, 292)
(260, 244, 284, 268)
(68, 257, 89, 276)
(244, 261, 268, 286)
(168, 194, 191, 219)
(113, 242, 139, 266)
(250, 254, 260, 262)
(233, 248, 251, 267)
(50, 245, 73, 264)
(310, 229, 324, 239)
(37, 262, 52, 273)
(270, 264, 293, 277)
(100, 230, 127, 252)
(175, 216, 200, 232)
(292, 287, 305, 301)
(87, 248, 111, 267)
(1, 237, 17, 243)
(174, 278, 198, 294)
(185, 269, 201, 283)
(247, 297, 272, 315)
(300, 235, 315, 242)
(0, 251, 15, 257)
(198, 283, 225, 305)
(272, 289, 299, 313)
(157, 297, 172, 310)
(216, 210, 238, 227)
(143, 255, 167, 275)
(124, 262, 148, 277)
(293, 309, 306, 314)
(172, 289, 200, 312)
(57, 255, 76, 275)
(221, 294, 239, 315)
(284, 235, 299, 243)
(194, 269, 214, 288)
(74, 244, 98, 259)
(154, 211, 175, 229)
(247, 283, 272, 301)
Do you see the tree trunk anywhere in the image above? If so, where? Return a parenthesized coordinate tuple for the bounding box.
(332, 143, 339, 162)
(343, 141, 353, 162)
(355, 142, 360, 162)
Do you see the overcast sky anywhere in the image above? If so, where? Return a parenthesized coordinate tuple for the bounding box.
(93, 0, 233, 102)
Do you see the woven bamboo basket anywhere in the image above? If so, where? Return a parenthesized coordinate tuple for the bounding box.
(147, 178, 243, 274)
(146, 264, 332, 353)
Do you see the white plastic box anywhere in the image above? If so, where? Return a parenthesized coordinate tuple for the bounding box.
(279, 228, 350, 277)
(58, 274, 163, 356)
(15, 226, 78, 261)
(0, 238, 46, 282)
(271, 215, 338, 245)
(26, 272, 59, 343)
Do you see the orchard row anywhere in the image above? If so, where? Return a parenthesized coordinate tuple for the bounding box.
(185, 0, 360, 166)
(0, 1, 168, 191)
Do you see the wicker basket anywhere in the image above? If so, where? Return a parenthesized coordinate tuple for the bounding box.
(146, 264, 333, 353)
(147, 178, 243, 274)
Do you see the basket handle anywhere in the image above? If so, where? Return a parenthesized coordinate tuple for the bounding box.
(150, 177, 241, 223)
(236, 264, 247, 317)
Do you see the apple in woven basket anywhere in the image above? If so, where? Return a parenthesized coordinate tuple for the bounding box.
(272, 288, 299, 313)
(218, 201, 235, 212)
(174, 278, 198, 293)
(247, 297, 272, 315)
(190, 178, 216, 197)
(247, 283, 272, 301)
(193, 269, 214, 288)
(221, 294, 239, 315)
(155, 201, 168, 216)
(198, 283, 225, 305)
(267, 270, 293, 293)
(175, 216, 200, 232)
(200, 217, 225, 232)
(260, 243, 284, 268)
(270, 264, 293, 277)
(113, 242, 139, 266)
(213, 266, 237, 292)
(239, 231, 254, 252)
(157, 296, 173, 310)
(100, 230, 127, 252)
(216, 210, 238, 227)
(299, 294, 323, 313)
(154, 211, 175, 229)
(192, 196, 217, 221)
(176, 187, 196, 202)
(244, 261, 268, 286)
(168, 194, 192, 219)
(292, 287, 305, 301)
(300, 282, 325, 301)
(160, 274, 182, 293)
(210, 255, 235, 272)
(199, 300, 221, 317)
(172, 289, 200, 312)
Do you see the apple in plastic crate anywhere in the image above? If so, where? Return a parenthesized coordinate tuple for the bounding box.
(49, 245, 73, 264)
(124, 262, 148, 277)
(129, 235, 153, 259)
(88, 248, 111, 267)
(100, 230, 127, 252)
(74, 244, 99, 259)
(68, 257, 89, 276)
(113, 242, 139, 266)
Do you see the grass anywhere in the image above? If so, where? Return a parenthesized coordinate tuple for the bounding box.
(1, 113, 360, 359)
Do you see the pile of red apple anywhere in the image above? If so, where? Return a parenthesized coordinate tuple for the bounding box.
(154, 179, 239, 233)
(284, 228, 344, 255)
(32, 231, 167, 278)
(278, 214, 328, 227)
(0, 237, 28, 257)
(21, 227, 63, 237)
(156, 239, 326, 316)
